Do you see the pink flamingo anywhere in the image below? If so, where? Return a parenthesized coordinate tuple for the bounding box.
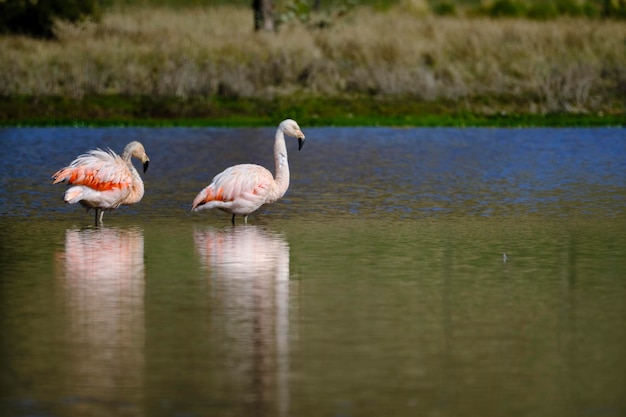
(52, 141, 150, 225)
(192, 119, 306, 224)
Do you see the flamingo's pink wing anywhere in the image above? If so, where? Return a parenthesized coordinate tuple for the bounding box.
(52, 149, 132, 192)
(193, 165, 273, 208)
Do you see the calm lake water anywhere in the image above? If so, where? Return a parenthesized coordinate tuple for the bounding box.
(1, 127, 625, 417)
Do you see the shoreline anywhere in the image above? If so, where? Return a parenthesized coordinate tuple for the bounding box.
(1, 95, 623, 128)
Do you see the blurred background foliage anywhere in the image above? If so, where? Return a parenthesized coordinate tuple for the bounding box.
(0, 0, 625, 39)
(0, 0, 110, 38)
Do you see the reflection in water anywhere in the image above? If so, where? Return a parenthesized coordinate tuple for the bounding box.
(57, 227, 145, 416)
(194, 226, 291, 417)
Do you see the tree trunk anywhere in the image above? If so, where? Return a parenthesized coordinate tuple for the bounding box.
(253, 0, 274, 32)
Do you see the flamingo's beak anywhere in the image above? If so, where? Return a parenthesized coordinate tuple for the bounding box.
(143, 160, 150, 173)
(298, 135, 305, 151)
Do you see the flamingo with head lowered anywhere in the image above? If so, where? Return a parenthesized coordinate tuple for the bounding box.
(52, 141, 150, 226)
(191, 119, 306, 224)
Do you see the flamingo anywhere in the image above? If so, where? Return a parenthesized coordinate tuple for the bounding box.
(52, 141, 150, 225)
(191, 119, 306, 224)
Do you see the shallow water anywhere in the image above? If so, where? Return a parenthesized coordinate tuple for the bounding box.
(1, 127, 625, 417)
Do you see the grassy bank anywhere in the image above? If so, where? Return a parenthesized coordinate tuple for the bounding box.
(1, 95, 623, 127)
(1, 4, 624, 126)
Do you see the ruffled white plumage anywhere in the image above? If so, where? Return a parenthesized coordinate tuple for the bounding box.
(52, 141, 150, 224)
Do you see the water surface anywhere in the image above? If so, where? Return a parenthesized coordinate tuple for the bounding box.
(1, 127, 625, 417)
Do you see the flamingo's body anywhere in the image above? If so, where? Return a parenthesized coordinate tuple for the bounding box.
(192, 119, 305, 224)
(52, 141, 150, 225)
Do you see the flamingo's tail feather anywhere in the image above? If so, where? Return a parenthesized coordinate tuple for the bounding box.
(192, 186, 226, 211)
(64, 187, 84, 204)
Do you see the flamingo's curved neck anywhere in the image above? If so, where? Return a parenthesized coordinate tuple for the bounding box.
(272, 128, 290, 199)
(122, 144, 133, 162)
(124, 158, 145, 205)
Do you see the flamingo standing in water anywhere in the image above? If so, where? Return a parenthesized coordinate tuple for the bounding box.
(52, 141, 150, 225)
(191, 119, 306, 224)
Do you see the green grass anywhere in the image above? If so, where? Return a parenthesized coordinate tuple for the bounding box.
(1, 95, 622, 127)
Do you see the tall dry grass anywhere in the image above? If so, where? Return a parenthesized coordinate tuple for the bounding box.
(0, 4, 624, 113)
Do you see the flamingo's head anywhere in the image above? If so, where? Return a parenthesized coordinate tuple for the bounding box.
(125, 141, 151, 173)
(280, 119, 306, 151)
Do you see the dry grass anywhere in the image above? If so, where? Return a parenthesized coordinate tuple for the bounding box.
(1, 4, 624, 114)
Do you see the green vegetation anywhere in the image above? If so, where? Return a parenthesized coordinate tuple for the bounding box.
(4, 95, 622, 127)
(1, 1, 625, 126)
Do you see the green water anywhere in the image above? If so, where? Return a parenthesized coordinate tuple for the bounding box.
(1, 215, 625, 417)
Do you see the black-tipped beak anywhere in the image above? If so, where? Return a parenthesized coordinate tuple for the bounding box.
(143, 160, 150, 173)
(298, 137, 305, 151)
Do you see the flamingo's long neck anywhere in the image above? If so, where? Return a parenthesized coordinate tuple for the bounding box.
(272, 127, 290, 201)
(122, 152, 145, 205)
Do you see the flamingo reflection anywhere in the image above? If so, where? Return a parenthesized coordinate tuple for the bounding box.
(57, 227, 145, 415)
(194, 225, 291, 417)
